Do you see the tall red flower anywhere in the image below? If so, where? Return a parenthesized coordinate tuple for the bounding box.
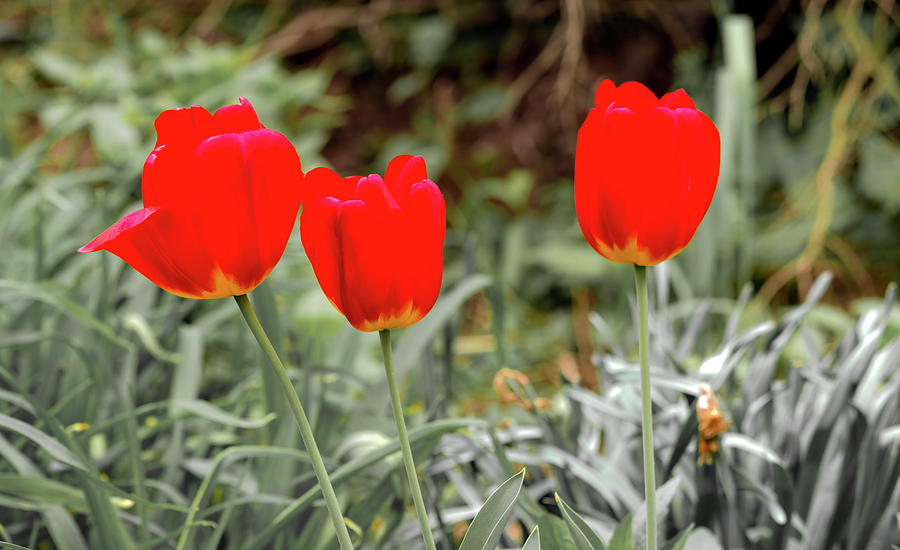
(575, 80, 720, 265)
(79, 98, 303, 299)
(300, 155, 445, 332)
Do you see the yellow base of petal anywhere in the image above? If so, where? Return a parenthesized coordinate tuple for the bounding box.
(590, 236, 684, 266)
(357, 302, 424, 332)
(162, 267, 267, 299)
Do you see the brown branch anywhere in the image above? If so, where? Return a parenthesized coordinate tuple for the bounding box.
(259, 0, 436, 57)
(756, 53, 870, 304)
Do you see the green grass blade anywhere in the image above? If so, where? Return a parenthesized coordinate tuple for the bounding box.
(0, 413, 86, 471)
(242, 418, 485, 549)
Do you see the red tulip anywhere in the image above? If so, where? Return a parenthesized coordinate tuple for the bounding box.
(575, 80, 720, 265)
(79, 98, 303, 299)
(300, 155, 445, 332)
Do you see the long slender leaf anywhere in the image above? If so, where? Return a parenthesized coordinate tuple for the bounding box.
(459, 469, 525, 550)
(522, 526, 541, 550)
(0, 413, 86, 471)
(555, 493, 605, 550)
(607, 514, 632, 550)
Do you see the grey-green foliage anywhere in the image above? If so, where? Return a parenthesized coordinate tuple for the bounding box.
(0, 4, 342, 549)
(449, 270, 899, 549)
(1, 2, 898, 549)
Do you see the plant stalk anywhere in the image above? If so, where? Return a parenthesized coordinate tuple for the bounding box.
(379, 329, 437, 550)
(234, 294, 354, 550)
(634, 265, 657, 550)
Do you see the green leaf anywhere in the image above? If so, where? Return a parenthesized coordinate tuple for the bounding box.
(176, 445, 313, 550)
(858, 135, 900, 213)
(529, 241, 610, 281)
(459, 469, 525, 550)
(121, 313, 179, 363)
(408, 15, 454, 69)
(537, 513, 578, 550)
(0, 280, 131, 349)
(32, 49, 84, 87)
(719, 433, 785, 467)
(171, 400, 275, 430)
(607, 514, 632, 550)
(730, 463, 788, 525)
(0, 414, 86, 471)
(680, 528, 722, 549)
(632, 477, 682, 539)
(555, 493, 605, 550)
(661, 524, 694, 550)
(0, 474, 86, 511)
(90, 104, 139, 164)
(456, 85, 510, 124)
(395, 274, 492, 372)
(241, 418, 485, 550)
(0, 431, 90, 550)
(522, 526, 541, 550)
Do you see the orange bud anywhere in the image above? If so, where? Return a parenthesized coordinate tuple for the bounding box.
(697, 383, 730, 465)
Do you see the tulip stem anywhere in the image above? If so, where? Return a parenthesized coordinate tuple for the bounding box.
(233, 294, 354, 550)
(634, 265, 657, 550)
(379, 329, 437, 550)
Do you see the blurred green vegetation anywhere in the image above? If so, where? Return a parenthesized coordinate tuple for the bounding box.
(0, 0, 898, 549)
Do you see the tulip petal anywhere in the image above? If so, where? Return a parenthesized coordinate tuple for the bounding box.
(144, 106, 215, 208)
(300, 197, 346, 313)
(355, 175, 401, 214)
(384, 154, 415, 186)
(593, 79, 617, 110)
(301, 155, 444, 331)
(80, 207, 227, 299)
(405, 180, 445, 313)
(672, 107, 720, 246)
(661, 89, 696, 110)
(575, 80, 720, 265)
(336, 195, 431, 331)
(613, 81, 658, 113)
(187, 129, 303, 291)
(79, 207, 160, 254)
(590, 106, 648, 251)
(384, 155, 427, 204)
(152, 105, 214, 150)
(632, 107, 685, 261)
(212, 97, 262, 135)
(335, 199, 406, 330)
(304, 167, 357, 204)
(575, 108, 616, 258)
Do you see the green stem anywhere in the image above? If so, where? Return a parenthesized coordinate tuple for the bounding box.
(379, 329, 437, 550)
(634, 265, 657, 550)
(233, 294, 354, 550)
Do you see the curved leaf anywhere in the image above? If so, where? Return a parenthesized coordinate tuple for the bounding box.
(522, 526, 541, 550)
(459, 468, 525, 550)
(0, 414, 86, 471)
(607, 514, 632, 550)
(555, 493, 605, 550)
(171, 400, 276, 430)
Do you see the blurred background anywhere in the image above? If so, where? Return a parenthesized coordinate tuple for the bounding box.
(0, 1, 898, 549)
(2, 0, 897, 306)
